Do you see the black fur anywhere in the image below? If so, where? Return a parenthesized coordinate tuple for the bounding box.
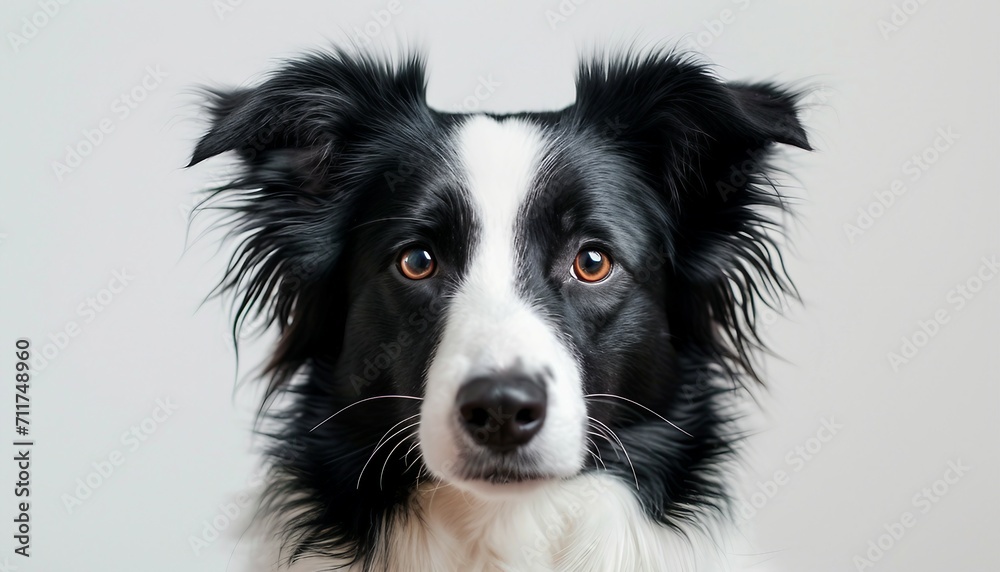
(189, 47, 810, 568)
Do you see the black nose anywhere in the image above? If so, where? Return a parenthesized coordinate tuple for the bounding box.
(456, 373, 547, 452)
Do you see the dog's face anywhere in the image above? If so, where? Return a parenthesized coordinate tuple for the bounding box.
(191, 49, 809, 553)
(368, 116, 674, 494)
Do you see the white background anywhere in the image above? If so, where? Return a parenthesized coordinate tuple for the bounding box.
(1, 1, 997, 571)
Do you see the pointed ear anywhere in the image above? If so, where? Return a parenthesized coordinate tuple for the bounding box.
(571, 51, 811, 281)
(188, 50, 428, 391)
(570, 51, 812, 381)
(725, 81, 811, 151)
(188, 87, 257, 166)
(670, 79, 812, 286)
(189, 50, 429, 181)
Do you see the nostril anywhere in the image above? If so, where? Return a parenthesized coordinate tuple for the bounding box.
(455, 372, 548, 451)
(462, 406, 490, 428)
(515, 407, 539, 424)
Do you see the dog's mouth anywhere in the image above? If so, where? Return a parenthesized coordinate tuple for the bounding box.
(464, 467, 548, 484)
(451, 449, 559, 488)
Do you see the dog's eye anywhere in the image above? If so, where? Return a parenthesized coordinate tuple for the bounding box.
(572, 249, 612, 283)
(399, 247, 436, 280)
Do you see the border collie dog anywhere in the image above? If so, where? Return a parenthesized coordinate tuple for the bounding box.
(190, 48, 810, 571)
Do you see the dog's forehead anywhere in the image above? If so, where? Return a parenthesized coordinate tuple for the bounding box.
(449, 114, 659, 260)
(452, 115, 548, 228)
(439, 114, 658, 272)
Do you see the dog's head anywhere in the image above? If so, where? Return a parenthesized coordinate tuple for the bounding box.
(191, 48, 809, 555)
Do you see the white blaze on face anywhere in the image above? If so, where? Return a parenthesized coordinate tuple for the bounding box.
(419, 116, 586, 493)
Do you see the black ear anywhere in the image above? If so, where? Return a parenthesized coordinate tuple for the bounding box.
(188, 50, 428, 391)
(189, 50, 428, 175)
(670, 79, 812, 285)
(725, 81, 811, 151)
(572, 51, 811, 381)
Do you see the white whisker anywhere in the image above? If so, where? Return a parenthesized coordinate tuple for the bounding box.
(403, 440, 421, 465)
(374, 414, 421, 450)
(589, 417, 639, 491)
(585, 393, 692, 437)
(310, 395, 423, 433)
(585, 436, 607, 470)
(587, 427, 622, 462)
(405, 450, 424, 473)
(356, 422, 420, 489)
(380, 429, 419, 490)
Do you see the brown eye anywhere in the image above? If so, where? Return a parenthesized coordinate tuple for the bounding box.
(573, 249, 612, 283)
(399, 247, 435, 280)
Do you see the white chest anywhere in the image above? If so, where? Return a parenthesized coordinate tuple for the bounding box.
(240, 474, 747, 572)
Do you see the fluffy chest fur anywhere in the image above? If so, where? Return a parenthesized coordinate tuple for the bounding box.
(243, 474, 735, 572)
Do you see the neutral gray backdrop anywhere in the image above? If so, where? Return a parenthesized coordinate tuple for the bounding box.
(1, 1, 997, 571)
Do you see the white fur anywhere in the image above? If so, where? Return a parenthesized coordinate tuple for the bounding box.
(418, 116, 587, 495)
(236, 473, 754, 571)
